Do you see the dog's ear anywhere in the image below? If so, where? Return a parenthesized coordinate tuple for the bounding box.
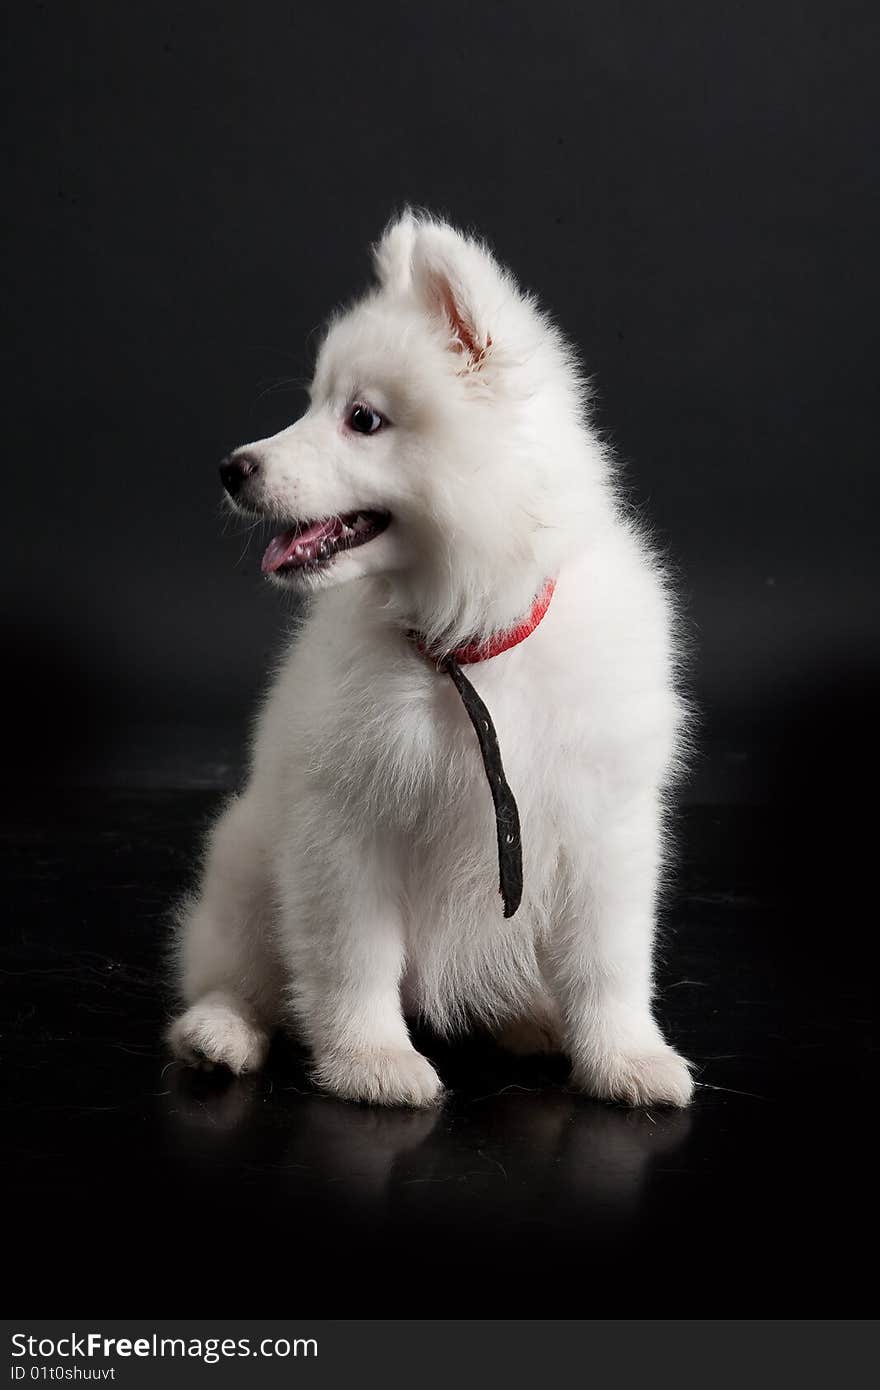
(410, 223, 496, 370)
(373, 212, 417, 294)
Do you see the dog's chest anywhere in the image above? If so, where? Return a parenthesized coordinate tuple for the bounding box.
(319, 651, 493, 824)
(284, 606, 567, 888)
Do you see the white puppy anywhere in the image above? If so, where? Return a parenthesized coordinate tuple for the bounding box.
(168, 212, 694, 1108)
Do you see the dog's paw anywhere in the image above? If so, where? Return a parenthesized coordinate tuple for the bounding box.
(573, 1044, 694, 1108)
(313, 1046, 444, 1108)
(496, 1014, 564, 1056)
(167, 994, 270, 1075)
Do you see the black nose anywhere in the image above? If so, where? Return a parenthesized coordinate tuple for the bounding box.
(219, 453, 258, 498)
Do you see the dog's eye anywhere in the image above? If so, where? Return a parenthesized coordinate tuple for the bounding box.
(347, 403, 384, 435)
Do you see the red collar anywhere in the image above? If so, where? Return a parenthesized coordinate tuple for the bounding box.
(416, 579, 556, 666)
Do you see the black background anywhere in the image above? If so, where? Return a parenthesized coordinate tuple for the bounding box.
(4, 1, 879, 1319)
(5, 0, 878, 801)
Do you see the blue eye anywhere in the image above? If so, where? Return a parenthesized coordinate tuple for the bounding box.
(347, 402, 384, 434)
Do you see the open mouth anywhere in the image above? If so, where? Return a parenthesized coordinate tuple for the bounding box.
(261, 510, 391, 576)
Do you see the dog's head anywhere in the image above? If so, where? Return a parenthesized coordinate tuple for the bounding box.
(222, 212, 603, 649)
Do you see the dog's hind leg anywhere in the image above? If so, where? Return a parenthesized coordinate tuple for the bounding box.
(495, 990, 565, 1056)
(167, 790, 282, 1074)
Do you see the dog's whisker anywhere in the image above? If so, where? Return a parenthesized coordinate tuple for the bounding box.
(254, 377, 306, 404)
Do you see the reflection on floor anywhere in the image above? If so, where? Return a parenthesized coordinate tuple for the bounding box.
(4, 792, 872, 1313)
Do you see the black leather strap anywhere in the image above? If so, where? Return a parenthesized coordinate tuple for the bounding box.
(441, 656, 523, 919)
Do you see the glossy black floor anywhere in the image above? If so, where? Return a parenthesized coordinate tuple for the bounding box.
(4, 790, 874, 1315)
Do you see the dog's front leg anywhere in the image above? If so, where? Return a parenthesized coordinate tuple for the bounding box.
(546, 792, 694, 1108)
(281, 829, 442, 1108)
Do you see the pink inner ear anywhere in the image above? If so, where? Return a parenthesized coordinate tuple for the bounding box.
(438, 281, 488, 366)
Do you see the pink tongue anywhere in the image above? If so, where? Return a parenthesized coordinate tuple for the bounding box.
(261, 518, 342, 573)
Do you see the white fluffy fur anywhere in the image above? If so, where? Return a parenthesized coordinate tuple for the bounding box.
(168, 211, 694, 1109)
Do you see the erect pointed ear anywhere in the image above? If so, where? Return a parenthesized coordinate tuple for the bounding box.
(410, 222, 497, 369)
(373, 211, 417, 294)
